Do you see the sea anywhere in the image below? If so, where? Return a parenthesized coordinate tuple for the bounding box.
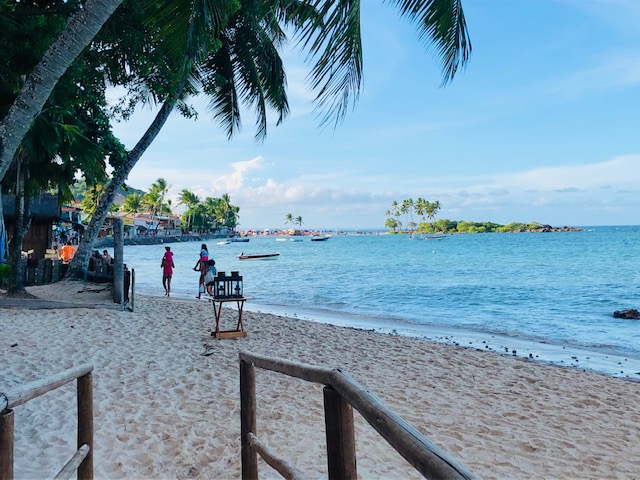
(123, 226, 640, 380)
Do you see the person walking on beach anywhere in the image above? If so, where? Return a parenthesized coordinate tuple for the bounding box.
(161, 246, 174, 297)
(193, 244, 209, 299)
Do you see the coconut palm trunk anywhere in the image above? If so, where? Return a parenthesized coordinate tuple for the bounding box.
(0, 0, 123, 182)
(0, 0, 124, 227)
(67, 86, 183, 280)
(7, 159, 31, 294)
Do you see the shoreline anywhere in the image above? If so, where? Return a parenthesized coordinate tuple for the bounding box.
(2, 287, 639, 478)
(247, 302, 640, 381)
(142, 290, 640, 381)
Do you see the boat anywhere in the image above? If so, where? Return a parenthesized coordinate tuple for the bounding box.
(276, 238, 288, 242)
(217, 240, 230, 245)
(289, 238, 303, 242)
(424, 234, 447, 240)
(230, 238, 250, 243)
(238, 253, 280, 260)
(310, 236, 330, 241)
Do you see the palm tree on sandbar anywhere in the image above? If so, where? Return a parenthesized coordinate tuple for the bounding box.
(285, 213, 294, 231)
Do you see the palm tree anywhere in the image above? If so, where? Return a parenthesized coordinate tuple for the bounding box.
(151, 178, 171, 219)
(67, 0, 289, 278)
(285, 213, 294, 230)
(0, 0, 124, 185)
(66, 0, 471, 279)
(401, 198, 414, 233)
(178, 189, 200, 232)
(1, 0, 471, 235)
(122, 193, 142, 235)
(390, 201, 400, 218)
(295, 216, 304, 229)
(2, 101, 106, 293)
(426, 200, 441, 221)
(80, 183, 108, 219)
(414, 197, 427, 225)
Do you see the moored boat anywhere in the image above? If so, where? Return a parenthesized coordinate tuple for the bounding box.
(310, 236, 330, 241)
(238, 253, 280, 260)
(230, 238, 250, 242)
(217, 240, 230, 245)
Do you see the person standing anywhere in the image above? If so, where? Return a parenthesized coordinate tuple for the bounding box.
(161, 246, 174, 297)
(193, 243, 209, 299)
(59, 241, 77, 263)
(203, 259, 217, 296)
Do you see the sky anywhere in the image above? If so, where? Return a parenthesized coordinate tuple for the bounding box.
(109, 0, 640, 230)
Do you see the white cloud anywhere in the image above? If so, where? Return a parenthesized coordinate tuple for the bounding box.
(209, 156, 265, 193)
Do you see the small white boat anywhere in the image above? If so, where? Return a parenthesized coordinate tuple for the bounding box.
(238, 253, 280, 260)
(276, 238, 288, 242)
(289, 238, 303, 242)
(217, 240, 230, 245)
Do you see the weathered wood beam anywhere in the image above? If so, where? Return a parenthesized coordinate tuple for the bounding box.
(247, 433, 305, 480)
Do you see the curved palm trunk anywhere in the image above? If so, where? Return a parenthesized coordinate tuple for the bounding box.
(0, 0, 123, 229)
(67, 89, 182, 280)
(0, 0, 123, 182)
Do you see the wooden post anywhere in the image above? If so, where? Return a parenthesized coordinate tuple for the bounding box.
(77, 373, 93, 480)
(240, 360, 258, 480)
(0, 408, 14, 480)
(37, 259, 45, 285)
(113, 218, 124, 304)
(52, 259, 60, 282)
(130, 269, 135, 312)
(324, 386, 357, 480)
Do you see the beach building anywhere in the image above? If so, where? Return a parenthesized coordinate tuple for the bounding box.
(2, 193, 60, 260)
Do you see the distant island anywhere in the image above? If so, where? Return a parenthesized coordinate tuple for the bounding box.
(384, 199, 581, 234)
(389, 220, 582, 234)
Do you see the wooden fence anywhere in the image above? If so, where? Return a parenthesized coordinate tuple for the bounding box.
(239, 351, 477, 480)
(0, 365, 94, 480)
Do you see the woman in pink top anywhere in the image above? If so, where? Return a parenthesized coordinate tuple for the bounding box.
(161, 246, 175, 296)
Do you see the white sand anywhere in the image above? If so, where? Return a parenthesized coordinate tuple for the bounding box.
(1, 281, 639, 479)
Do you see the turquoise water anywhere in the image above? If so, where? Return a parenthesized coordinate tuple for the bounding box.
(124, 227, 640, 378)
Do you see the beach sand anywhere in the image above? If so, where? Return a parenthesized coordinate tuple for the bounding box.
(1, 281, 639, 479)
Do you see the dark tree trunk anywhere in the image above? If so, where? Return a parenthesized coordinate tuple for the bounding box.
(7, 162, 31, 294)
(66, 89, 182, 280)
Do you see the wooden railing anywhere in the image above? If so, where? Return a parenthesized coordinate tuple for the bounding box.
(0, 364, 94, 480)
(239, 351, 477, 480)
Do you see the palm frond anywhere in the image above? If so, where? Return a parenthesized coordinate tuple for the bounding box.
(388, 0, 471, 83)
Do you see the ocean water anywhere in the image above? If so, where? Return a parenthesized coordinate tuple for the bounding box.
(123, 227, 640, 378)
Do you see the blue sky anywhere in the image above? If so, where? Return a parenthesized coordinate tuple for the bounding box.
(110, 0, 640, 230)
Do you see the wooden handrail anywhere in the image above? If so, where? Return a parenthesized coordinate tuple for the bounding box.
(239, 351, 477, 480)
(1, 364, 93, 410)
(0, 365, 94, 480)
(53, 444, 90, 480)
(247, 433, 305, 480)
(330, 369, 475, 479)
(239, 351, 333, 385)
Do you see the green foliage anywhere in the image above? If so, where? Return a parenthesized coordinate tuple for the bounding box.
(0, 263, 11, 279)
(403, 219, 563, 234)
(387, 197, 440, 232)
